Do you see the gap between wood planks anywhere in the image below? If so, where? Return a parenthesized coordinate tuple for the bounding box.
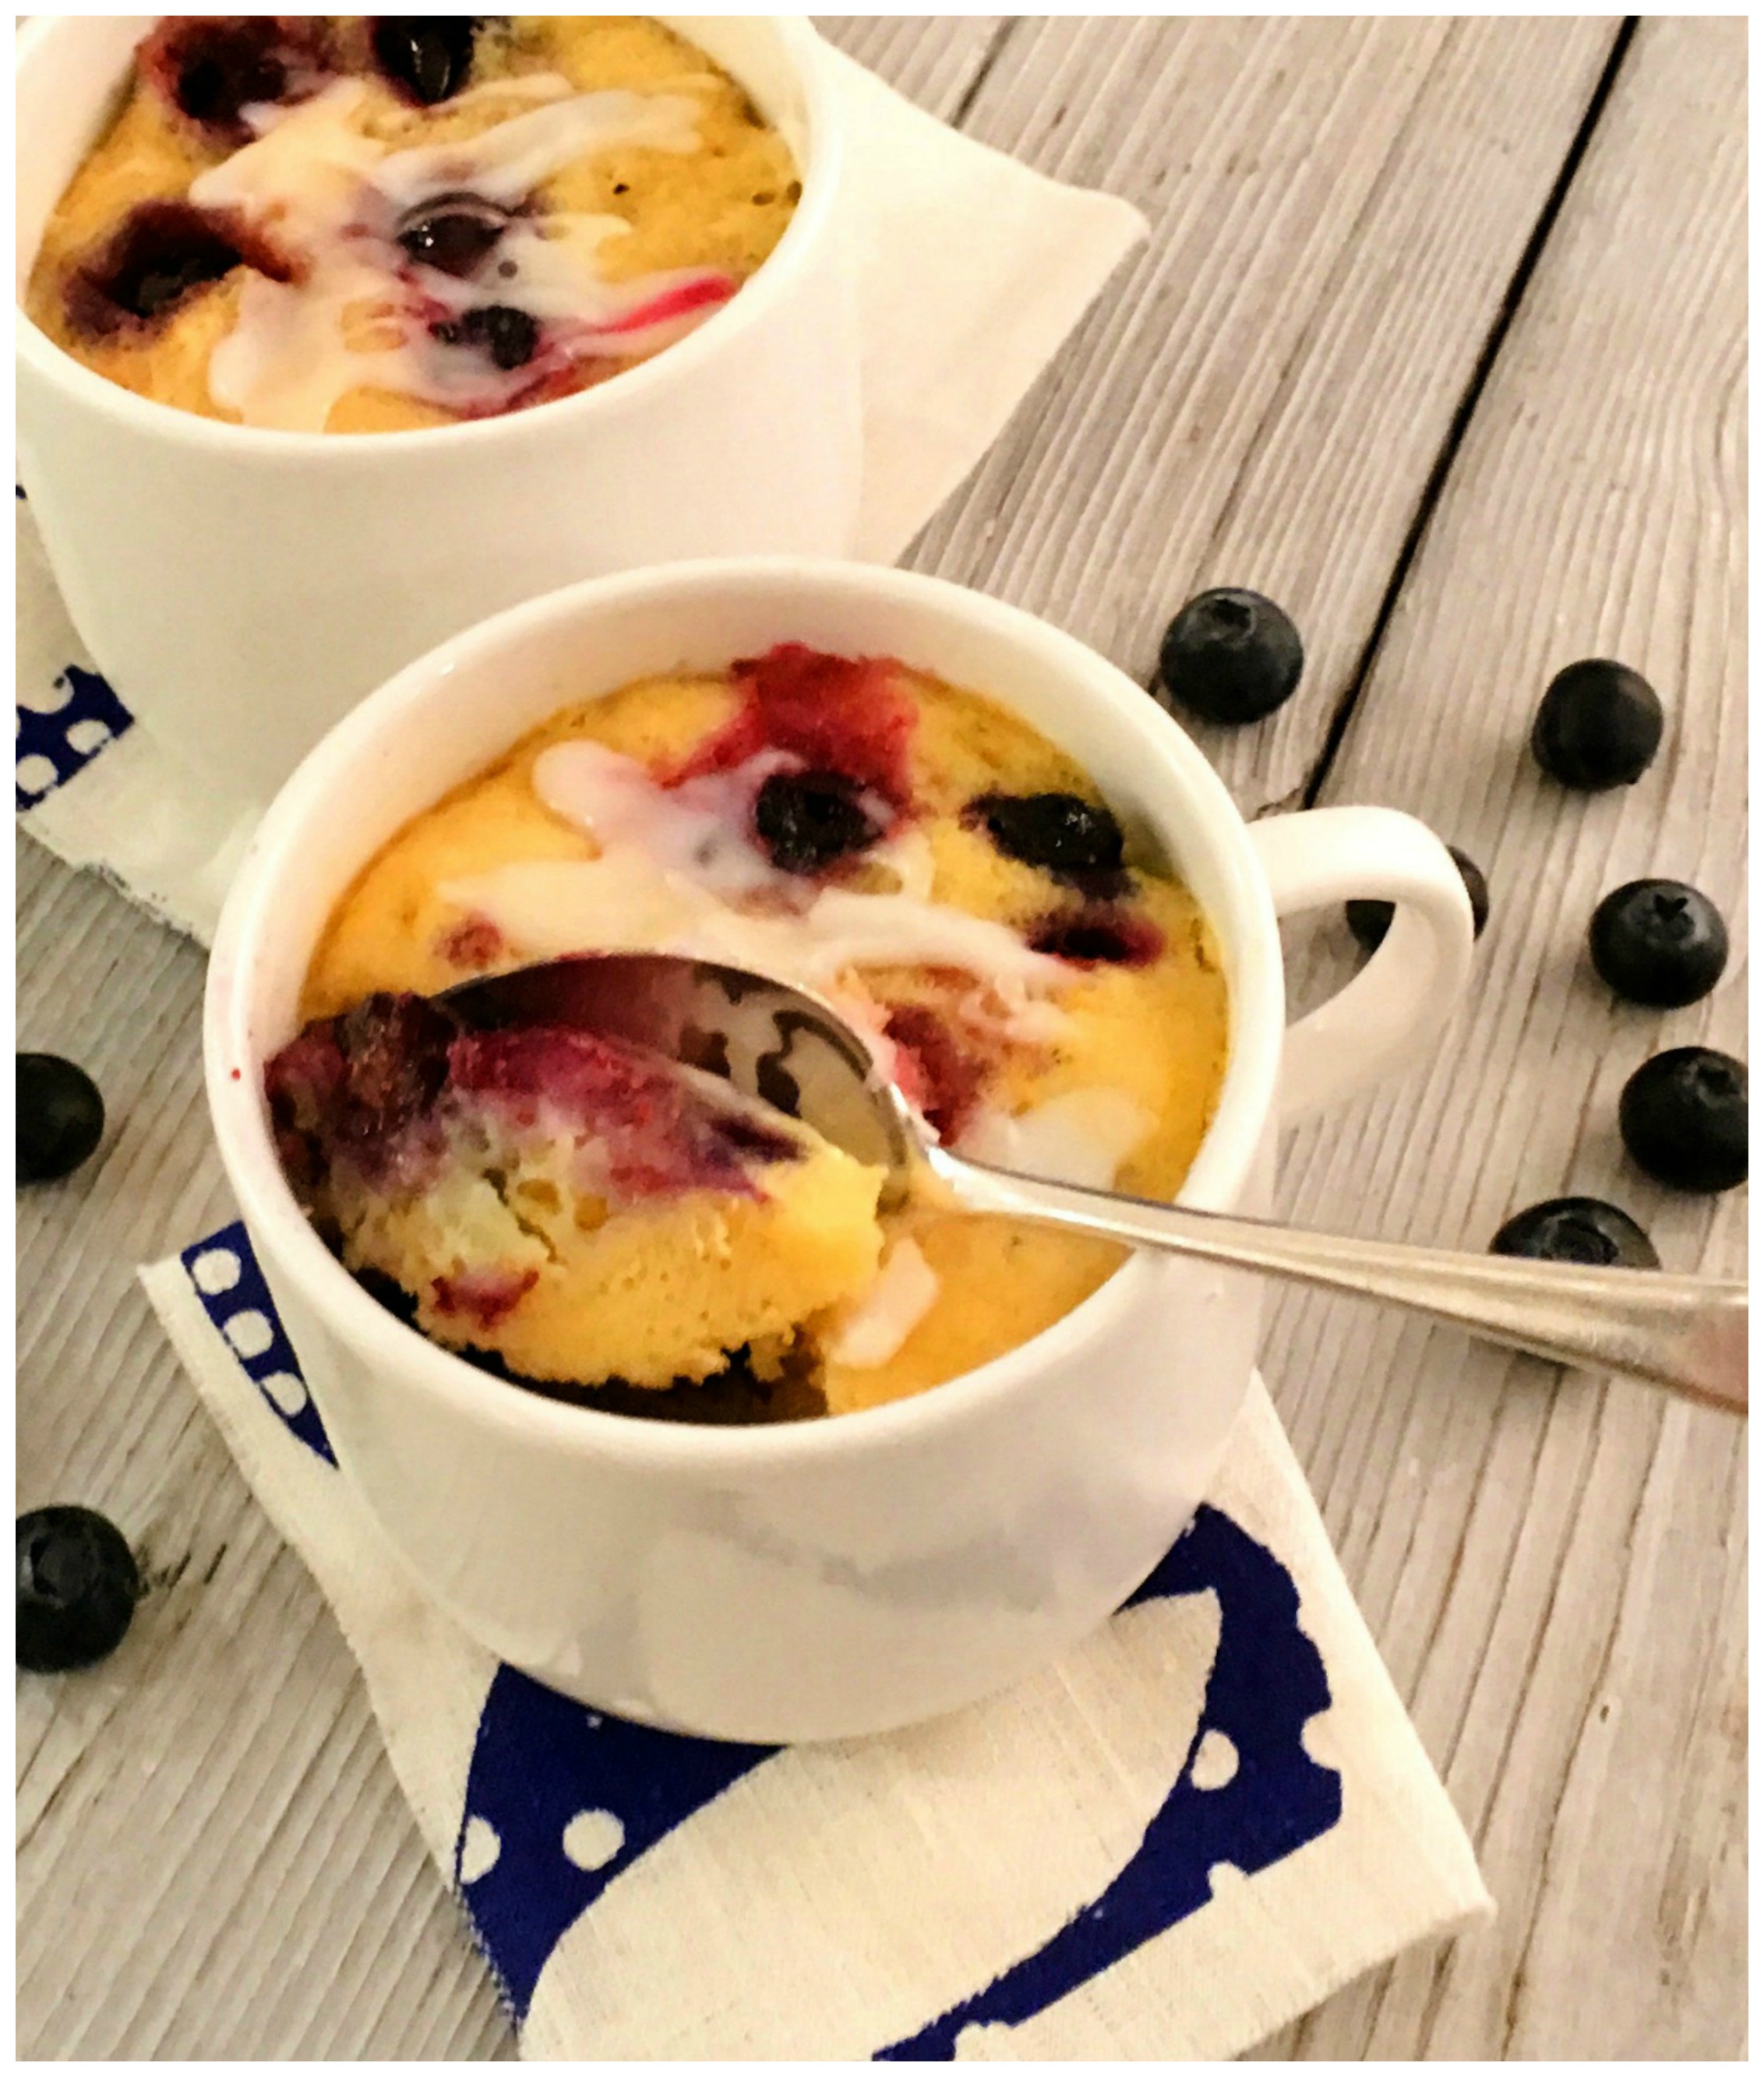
(1289, 17, 1642, 812)
(948, 16, 1021, 129)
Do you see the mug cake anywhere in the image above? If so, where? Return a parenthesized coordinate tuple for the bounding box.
(265, 644, 1231, 1421)
(24, 16, 801, 432)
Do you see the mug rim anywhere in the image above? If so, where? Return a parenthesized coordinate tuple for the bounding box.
(13, 14, 841, 460)
(204, 557, 1288, 1470)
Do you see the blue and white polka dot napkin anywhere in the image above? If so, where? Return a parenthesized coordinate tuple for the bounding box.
(139, 1222, 1487, 2058)
(23, 42, 1490, 2058)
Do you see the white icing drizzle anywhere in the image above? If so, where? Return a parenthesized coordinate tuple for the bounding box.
(372, 89, 701, 209)
(442, 741, 1072, 1008)
(828, 1239, 940, 1369)
(387, 69, 577, 117)
(188, 78, 731, 430)
(535, 740, 795, 904)
(958, 1089, 1155, 1190)
(867, 825, 936, 901)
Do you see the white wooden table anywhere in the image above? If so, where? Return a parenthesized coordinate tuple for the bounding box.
(16, 18, 1745, 2058)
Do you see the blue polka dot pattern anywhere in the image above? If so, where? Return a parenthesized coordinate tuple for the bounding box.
(877, 1505, 1341, 2057)
(450, 1505, 1340, 2040)
(16, 663, 133, 812)
(455, 1674, 774, 2019)
(179, 1221, 336, 1465)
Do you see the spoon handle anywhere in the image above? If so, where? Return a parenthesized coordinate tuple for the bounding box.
(933, 1152, 1748, 1415)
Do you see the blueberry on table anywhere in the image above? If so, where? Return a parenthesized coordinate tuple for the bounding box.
(1618, 1047, 1747, 1194)
(1589, 880, 1728, 1008)
(1346, 845, 1489, 954)
(970, 792, 1125, 877)
(17, 1506, 141, 1673)
(17, 1053, 104, 1184)
(1531, 659, 1663, 790)
(1157, 588, 1304, 725)
(1491, 1196, 1660, 1270)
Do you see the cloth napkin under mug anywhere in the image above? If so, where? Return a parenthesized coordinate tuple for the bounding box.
(144, 1223, 1488, 2059)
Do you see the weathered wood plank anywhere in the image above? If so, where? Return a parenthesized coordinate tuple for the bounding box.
(816, 14, 1010, 124)
(895, 15, 1621, 813)
(1247, 17, 1746, 2059)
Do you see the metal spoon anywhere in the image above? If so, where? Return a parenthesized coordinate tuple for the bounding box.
(446, 953, 1748, 1416)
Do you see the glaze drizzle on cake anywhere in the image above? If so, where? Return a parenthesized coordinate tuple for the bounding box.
(26, 18, 800, 432)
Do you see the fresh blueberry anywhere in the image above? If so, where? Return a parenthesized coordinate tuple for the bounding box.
(1346, 846, 1490, 954)
(1531, 660, 1663, 790)
(1157, 588, 1304, 725)
(1490, 1196, 1660, 1270)
(396, 196, 510, 278)
(753, 770, 880, 873)
(372, 17, 480, 104)
(1618, 1047, 1747, 1194)
(17, 1053, 104, 1184)
(968, 792, 1125, 878)
(1589, 880, 1728, 1008)
(430, 303, 540, 371)
(17, 1506, 141, 1673)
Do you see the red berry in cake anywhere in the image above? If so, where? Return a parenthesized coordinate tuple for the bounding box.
(884, 1006, 983, 1141)
(264, 991, 459, 1189)
(63, 200, 292, 339)
(137, 17, 333, 147)
(1029, 909, 1165, 968)
(678, 647, 917, 810)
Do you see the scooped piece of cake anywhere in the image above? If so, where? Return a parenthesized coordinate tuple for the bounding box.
(265, 990, 884, 1391)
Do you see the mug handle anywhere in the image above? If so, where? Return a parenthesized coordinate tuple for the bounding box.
(1247, 806, 1476, 1125)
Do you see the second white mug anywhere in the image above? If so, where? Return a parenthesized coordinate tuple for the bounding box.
(14, 16, 863, 806)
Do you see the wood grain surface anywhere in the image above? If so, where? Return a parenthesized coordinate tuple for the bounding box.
(1254, 18, 1748, 2056)
(15, 16, 1745, 2060)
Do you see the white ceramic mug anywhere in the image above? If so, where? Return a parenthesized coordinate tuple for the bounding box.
(204, 558, 1475, 1742)
(15, 17, 860, 806)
